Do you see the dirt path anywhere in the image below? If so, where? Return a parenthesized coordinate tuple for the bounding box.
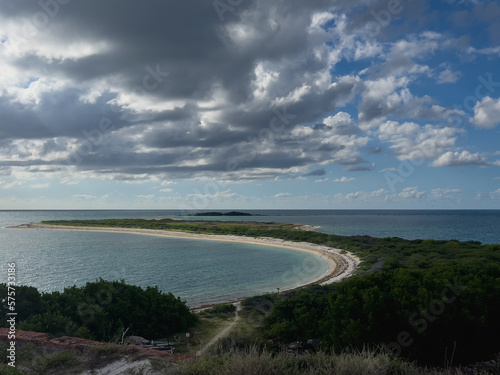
(196, 303, 241, 357)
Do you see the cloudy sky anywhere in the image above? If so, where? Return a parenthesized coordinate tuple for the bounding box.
(0, 0, 499, 209)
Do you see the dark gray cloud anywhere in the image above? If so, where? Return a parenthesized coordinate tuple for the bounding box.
(305, 168, 327, 176)
(0, 0, 491, 184)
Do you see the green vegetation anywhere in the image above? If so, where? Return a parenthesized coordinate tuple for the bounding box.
(264, 266, 500, 365)
(41, 218, 299, 237)
(0, 279, 197, 341)
(1, 343, 490, 375)
(177, 347, 463, 375)
(203, 304, 237, 315)
(189, 211, 255, 216)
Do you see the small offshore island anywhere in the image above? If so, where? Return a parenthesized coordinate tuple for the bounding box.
(4, 218, 500, 372)
(187, 211, 262, 216)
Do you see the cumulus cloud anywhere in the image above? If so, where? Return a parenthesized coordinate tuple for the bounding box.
(472, 96, 500, 129)
(431, 150, 489, 167)
(429, 188, 462, 200)
(274, 193, 292, 198)
(29, 183, 49, 189)
(334, 176, 356, 183)
(394, 187, 425, 200)
(73, 194, 97, 200)
(3, 181, 22, 189)
(437, 67, 461, 84)
(378, 121, 460, 161)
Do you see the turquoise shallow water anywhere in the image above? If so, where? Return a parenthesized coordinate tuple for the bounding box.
(0, 212, 328, 307)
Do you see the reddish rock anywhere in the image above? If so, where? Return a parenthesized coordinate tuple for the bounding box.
(0, 328, 193, 361)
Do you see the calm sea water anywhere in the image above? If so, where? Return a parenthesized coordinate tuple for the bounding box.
(1, 210, 498, 306)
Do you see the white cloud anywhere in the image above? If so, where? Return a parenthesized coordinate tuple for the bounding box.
(137, 194, 155, 200)
(29, 183, 49, 189)
(468, 46, 500, 56)
(335, 187, 427, 203)
(334, 177, 355, 183)
(437, 68, 461, 84)
(73, 194, 97, 200)
(472, 96, 500, 129)
(315, 178, 328, 183)
(160, 189, 173, 193)
(274, 192, 292, 198)
(378, 167, 397, 173)
(378, 121, 459, 161)
(394, 187, 425, 200)
(186, 189, 238, 203)
(432, 150, 488, 167)
(3, 181, 22, 189)
(161, 181, 177, 186)
(341, 188, 388, 201)
(429, 188, 462, 200)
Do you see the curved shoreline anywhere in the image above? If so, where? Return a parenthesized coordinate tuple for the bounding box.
(8, 223, 360, 304)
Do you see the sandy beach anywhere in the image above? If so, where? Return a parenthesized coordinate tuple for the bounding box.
(9, 223, 360, 293)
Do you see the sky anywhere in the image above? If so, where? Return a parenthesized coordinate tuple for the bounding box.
(0, 0, 499, 210)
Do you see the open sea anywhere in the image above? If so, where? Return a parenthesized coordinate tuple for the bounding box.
(1, 209, 499, 307)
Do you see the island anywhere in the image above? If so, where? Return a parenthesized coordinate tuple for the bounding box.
(187, 211, 260, 216)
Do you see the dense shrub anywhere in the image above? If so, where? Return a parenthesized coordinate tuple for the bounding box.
(264, 265, 500, 365)
(0, 279, 197, 341)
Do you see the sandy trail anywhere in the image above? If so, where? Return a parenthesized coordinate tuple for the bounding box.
(196, 303, 241, 357)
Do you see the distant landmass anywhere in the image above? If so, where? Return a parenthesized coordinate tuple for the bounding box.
(189, 211, 261, 216)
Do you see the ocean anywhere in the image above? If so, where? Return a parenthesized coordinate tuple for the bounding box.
(1, 210, 499, 306)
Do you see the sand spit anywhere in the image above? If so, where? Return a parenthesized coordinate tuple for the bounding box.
(8, 223, 359, 291)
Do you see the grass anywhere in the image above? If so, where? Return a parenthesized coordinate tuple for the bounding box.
(0, 338, 494, 374)
(172, 346, 473, 375)
(0, 342, 134, 375)
(31, 351, 80, 374)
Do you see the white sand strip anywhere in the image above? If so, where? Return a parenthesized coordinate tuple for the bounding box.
(8, 223, 359, 290)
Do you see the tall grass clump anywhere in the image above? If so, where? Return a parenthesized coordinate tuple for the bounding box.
(174, 345, 457, 375)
